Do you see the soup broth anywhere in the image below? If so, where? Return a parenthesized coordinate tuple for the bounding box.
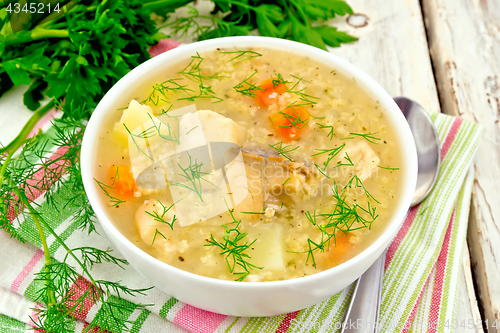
(93, 46, 403, 282)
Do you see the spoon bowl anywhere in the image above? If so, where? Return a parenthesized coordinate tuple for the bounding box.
(394, 97, 440, 206)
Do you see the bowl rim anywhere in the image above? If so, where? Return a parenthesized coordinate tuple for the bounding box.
(81, 36, 418, 289)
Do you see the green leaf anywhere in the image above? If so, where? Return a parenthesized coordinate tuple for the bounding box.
(0, 70, 14, 98)
(301, 0, 354, 20)
(212, 0, 232, 14)
(2, 60, 31, 86)
(255, 5, 284, 38)
(23, 80, 48, 111)
(290, 15, 327, 50)
(198, 22, 252, 40)
(314, 26, 358, 48)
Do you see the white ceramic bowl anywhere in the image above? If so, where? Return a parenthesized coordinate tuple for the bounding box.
(81, 36, 417, 317)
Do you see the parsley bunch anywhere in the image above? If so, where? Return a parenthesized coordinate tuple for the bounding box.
(0, 0, 162, 119)
(164, 0, 357, 51)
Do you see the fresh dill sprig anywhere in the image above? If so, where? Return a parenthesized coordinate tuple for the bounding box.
(123, 123, 153, 161)
(241, 211, 266, 215)
(172, 153, 220, 202)
(69, 247, 129, 270)
(349, 132, 381, 144)
(277, 107, 310, 129)
(205, 209, 262, 281)
(297, 179, 379, 268)
(377, 166, 400, 170)
(94, 179, 126, 207)
(146, 113, 181, 144)
(271, 73, 291, 88)
(141, 79, 194, 106)
(151, 229, 167, 246)
(220, 48, 263, 63)
(1, 115, 151, 332)
(285, 75, 320, 108)
(311, 144, 345, 158)
(123, 114, 181, 161)
(312, 143, 345, 172)
(344, 175, 381, 204)
(177, 52, 224, 83)
(145, 199, 178, 230)
(178, 83, 224, 103)
(316, 123, 334, 140)
(332, 152, 354, 169)
(269, 141, 299, 161)
(233, 71, 264, 98)
(159, 6, 217, 41)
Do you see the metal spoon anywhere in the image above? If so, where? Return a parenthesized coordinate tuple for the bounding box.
(341, 97, 440, 332)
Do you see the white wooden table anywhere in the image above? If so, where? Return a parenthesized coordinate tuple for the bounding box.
(325, 1, 499, 332)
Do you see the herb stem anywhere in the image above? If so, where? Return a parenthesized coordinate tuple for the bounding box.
(15, 188, 97, 286)
(0, 99, 56, 155)
(14, 188, 56, 306)
(6, 29, 69, 46)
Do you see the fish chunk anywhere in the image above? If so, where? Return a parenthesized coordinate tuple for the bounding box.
(344, 141, 380, 181)
(135, 198, 176, 248)
(240, 148, 323, 209)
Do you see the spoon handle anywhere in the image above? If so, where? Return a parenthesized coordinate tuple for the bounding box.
(341, 250, 386, 333)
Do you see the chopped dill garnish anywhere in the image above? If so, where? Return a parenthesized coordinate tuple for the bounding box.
(177, 52, 224, 83)
(332, 152, 354, 169)
(145, 113, 181, 144)
(344, 175, 380, 204)
(186, 126, 198, 135)
(123, 114, 181, 161)
(241, 211, 266, 215)
(311, 144, 345, 158)
(277, 107, 310, 129)
(269, 141, 299, 161)
(123, 124, 153, 161)
(172, 153, 220, 202)
(314, 164, 331, 179)
(205, 209, 262, 281)
(233, 71, 264, 97)
(151, 229, 167, 246)
(312, 143, 345, 172)
(178, 52, 205, 83)
(94, 179, 125, 207)
(141, 78, 193, 106)
(145, 199, 178, 230)
(271, 73, 291, 88)
(176, 53, 225, 103)
(349, 132, 381, 144)
(285, 75, 320, 108)
(296, 179, 379, 268)
(420, 206, 430, 215)
(220, 48, 263, 63)
(377, 166, 400, 170)
(178, 83, 224, 103)
(282, 177, 291, 186)
(316, 123, 334, 140)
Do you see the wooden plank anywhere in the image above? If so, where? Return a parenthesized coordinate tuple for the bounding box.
(327, 0, 483, 326)
(456, 247, 485, 333)
(421, 0, 500, 331)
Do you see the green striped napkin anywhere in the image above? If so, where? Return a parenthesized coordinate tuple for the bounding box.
(0, 110, 483, 333)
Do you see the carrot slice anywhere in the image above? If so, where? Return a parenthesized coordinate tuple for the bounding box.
(269, 106, 310, 141)
(325, 232, 352, 265)
(255, 78, 287, 107)
(109, 165, 137, 198)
